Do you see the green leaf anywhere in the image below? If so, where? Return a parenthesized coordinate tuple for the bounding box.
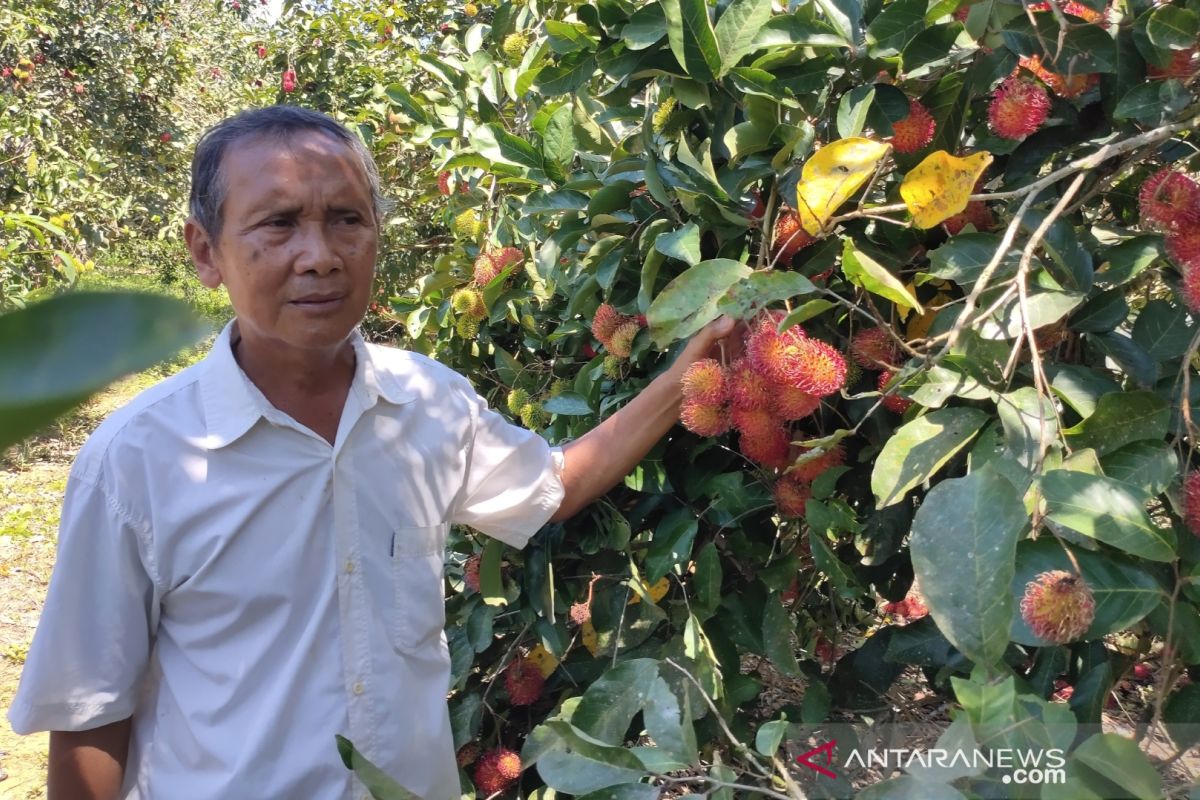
(335, 736, 421, 799)
(643, 676, 697, 766)
(1114, 81, 1167, 122)
(532, 722, 650, 793)
(543, 392, 594, 415)
(660, 0, 722, 82)
(470, 124, 545, 174)
(901, 23, 964, 77)
(1101, 440, 1178, 496)
(1000, 15, 1118, 73)
(1048, 365, 1121, 419)
(542, 105, 578, 179)
(623, 3, 668, 49)
(837, 84, 875, 138)
(754, 718, 788, 757)
(713, 0, 772, 76)
(778, 299, 838, 328)
(545, 20, 600, 53)
(1071, 289, 1128, 333)
(647, 258, 753, 347)
(1147, 5, 1199, 51)
(1089, 332, 1157, 387)
(762, 595, 802, 677)
(910, 467, 1026, 666)
(865, 0, 925, 57)
(0, 292, 209, 452)
(751, 14, 846, 47)
(872, 407, 990, 507)
(692, 542, 722, 618)
(723, 121, 774, 162)
(1130, 298, 1196, 361)
(814, 0, 862, 46)
(996, 387, 1058, 470)
(572, 660, 660, 744)
(884, 616, 957, 667)
(1163, 683, 1200, 752)
(1063, 390, 1169, 457)
(842, 240, 923, 313)
(577, 786, 661, 800)
(981, 289, 1085, 340)
(535, 54, 598, 96)
(1040, 470, 1176, 562)
(927, 233, 1021, 288)
(1095, 236, 1163, 288)
(1010, 538, 1163, 646)
(655, 222, 703, 266)
(717, 271, 815, 320)
(480, 538, 508, 606)
(1071, 733, 1163, 800)
(646, 507, 698, 581)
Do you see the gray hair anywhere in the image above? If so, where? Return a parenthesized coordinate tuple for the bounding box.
(188, 105, 390, 240)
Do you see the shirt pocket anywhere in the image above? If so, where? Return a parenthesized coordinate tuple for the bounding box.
(391, 524, 448, 651)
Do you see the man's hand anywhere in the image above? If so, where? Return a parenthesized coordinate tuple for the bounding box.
(48, 717, 131, 800)
(549, 315, 741, 522)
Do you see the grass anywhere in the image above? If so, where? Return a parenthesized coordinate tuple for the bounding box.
(0, 252, 230, 796)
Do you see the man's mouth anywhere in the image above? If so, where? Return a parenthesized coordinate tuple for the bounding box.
(290, 293, 345, 308)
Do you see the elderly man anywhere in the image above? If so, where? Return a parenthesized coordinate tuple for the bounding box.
(8, 106, 732, 799)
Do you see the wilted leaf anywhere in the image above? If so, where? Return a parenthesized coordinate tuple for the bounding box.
(794, 137, 891, 235)
(900, 150, 992, 229)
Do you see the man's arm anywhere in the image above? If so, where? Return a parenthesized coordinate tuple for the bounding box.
(48, 717, 132, 800)
(550, 316, 737, 521)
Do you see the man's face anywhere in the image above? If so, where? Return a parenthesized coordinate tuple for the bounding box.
(187, 130, 378, 355)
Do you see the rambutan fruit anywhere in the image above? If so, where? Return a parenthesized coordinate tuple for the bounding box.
(592, 303, 623, 346)
(1184, 469, 1200, 536)
(602, 355, 623, 379)
(878, 370, 913, 414)
(739, 425, 791, 468)
(455, 208, 482, 239)
(850, 328, 901, 369)
(652, 96, 681, 135)
(608, 320, 640, 358)
(680, 358, 728, 405)
(729, 360, 775, 410)
(464, 554, 481, 592)
(504, 656, 545, 706)
(1149, 47, 1199, 80)
(569, 599, 592, 625)
(889, 99, 937, 154)
(681, 399, 731, 437)
(455, 316, 479, 339)
(988, 76, 1050, 140)
(1139, 168, 1200, 230)
(746, 316, 807, 382)
(493, 246, 524, 269)
(501, 32, 529, 64)
(785, 338, 848, 397)
(772, 384, 822, 421)
(474, 748, 522, 795)
(787, 444, 847, 483)
(452, 287, 487, 319)
(521, 403, 550, 429)
(1020, 570, 1096, 644)
(473, 253, 500, 286)
(772, 211, 814, 261)
(942, 200, 994, 235)
(1181, 262, 1200, 314)
(731, 406, 782, 438)
(506, 388, 531, 415)
(438, 171, 452, 196)
(1019, 54, 1097, 99)
(457, 741, 481, 768)
(774, 475, 812, 517)
(1166, 226, 1200, 269)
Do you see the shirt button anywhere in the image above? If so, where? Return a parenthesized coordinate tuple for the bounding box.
(353, 681, 364, 696)
(344, 561, 355, 574)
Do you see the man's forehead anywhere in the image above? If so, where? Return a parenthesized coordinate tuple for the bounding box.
(222, 131, 372, 198)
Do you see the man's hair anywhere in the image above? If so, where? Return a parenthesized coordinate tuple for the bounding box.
(188, 105, 389, 239)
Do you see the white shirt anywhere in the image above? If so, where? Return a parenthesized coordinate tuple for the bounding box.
(8, 322, 565, 800)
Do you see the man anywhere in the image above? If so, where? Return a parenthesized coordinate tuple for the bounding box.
(8, 106, 733, 799)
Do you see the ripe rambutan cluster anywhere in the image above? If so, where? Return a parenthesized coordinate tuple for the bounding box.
(1140, 168, 1200, 311)
(473, 246, 524, 286)
(772, 210, 814, 262)
(880, 582, 929, 622)
(889, 98, 937, 154)
(988, 75, 1050, 140)
(1026, 0, 1106, 22)
(591, 303, 645, 359)
(503, 656, 545, 705)
(1183, 469, 1200, 537)
(474, 748, 522, 795)
(1020, 570, 1096, 644)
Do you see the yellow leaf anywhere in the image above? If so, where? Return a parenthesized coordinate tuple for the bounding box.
(581, 619, 600, 657)
(900, 151, 993, 230)
(794, 138, 891, 235)
(25, 152, 38, 176)
(906, 291, 954, 341)
(527, 643, 560, 678)
(627, 575, 670, 605)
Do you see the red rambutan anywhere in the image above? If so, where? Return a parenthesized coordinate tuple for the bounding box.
(681, 399, 731, 437)
(787, 444, 847, 483)
(889, 99, 937, 154)
(784, 338, 848, 397)
(1139, 169, 1200, 230)
(504, 656, 545, 706)
(773, 475, 812, 517)
(1019, 54, 1098, 99)
(464, 554, 481, 592)
(493, 246, 524, 269)
(772, 383, 822, 421)
(731, 406, 783, 438)
(1181, 262, 1200, 313)
(457, 741, 481, 767)
(592, 303, 623, 346)
(772, 211, 814, 261)
(438, 171, 452, 196)
(474, 748, 522, 795)
(1020, 570, 1096, 644)
(1149, 48, 1199, 80)
(1166, 226, 1200, 269)
(1184, 469, 1200, 536)
(878, 370, 913, 414)
(942, 200, 994, 235)
(473, 253, 500, 286)
(739, 426, 791, 468)
(850, 328, 901, 369)
(729, 360, 775, 410)
(680, 358, 729, 405)
(988, 76, 1050, 140)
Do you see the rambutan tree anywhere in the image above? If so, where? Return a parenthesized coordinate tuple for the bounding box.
(366, 0, 1200, 795)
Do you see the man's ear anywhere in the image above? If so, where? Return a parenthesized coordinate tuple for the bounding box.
(184, 217, 223, 289)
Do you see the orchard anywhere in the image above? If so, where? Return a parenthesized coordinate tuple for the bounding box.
(4, 0, 1200, 798)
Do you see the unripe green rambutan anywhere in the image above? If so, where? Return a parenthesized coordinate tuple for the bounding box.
(652, 96, 680, 135)
(548, 378, 570, 398)
(842, 356, 863, 389)
(774, 475, 812, 517)
(681, 399, 730, 436)
(455, 316, 479, 339)
(1020, 570, 1096, 644)
(452, 287, 487, 319)
(602, 355, 623, 379)
(504, 656, 545, 705)
(501, 32, 529, 64)
(520, 402, 549, 429)
(506, 388, 531, 415)
(729, 360, 774, 411)
(680, 358, 728, 405)
(607, 320, 640, 358)
(474, 748, 522, 796)
(454, 208, 482, 238)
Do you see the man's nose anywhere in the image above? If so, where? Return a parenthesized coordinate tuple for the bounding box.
(291, 222, 342, 274)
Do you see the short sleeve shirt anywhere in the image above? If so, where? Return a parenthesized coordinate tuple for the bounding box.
(7, 321, 565, 800)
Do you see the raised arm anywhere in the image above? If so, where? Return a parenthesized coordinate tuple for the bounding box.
(48, 716, 132, 800)
(550, 316, 736, 521)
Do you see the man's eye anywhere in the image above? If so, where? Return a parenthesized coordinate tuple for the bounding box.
(340, 214, 363, 225)
(266, 218, 293, 228)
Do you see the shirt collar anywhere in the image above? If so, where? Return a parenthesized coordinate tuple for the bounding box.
(199, 321, 416, 450)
